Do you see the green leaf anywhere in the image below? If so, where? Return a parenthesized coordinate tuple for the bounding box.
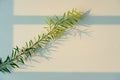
(4, 56, 10, 63)
(10, 62, 19, 68)
(11, 50, 17, 59)
(0, 58, 2, 64)
(2, 67, 11, 73)
(19, 58, 25, 64)
(25, 42, 29, 47)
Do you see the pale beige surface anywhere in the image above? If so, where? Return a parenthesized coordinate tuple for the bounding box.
(14, 25, 120, 72)
(14, 0, 120, 15)
(13, 0, 120, 72)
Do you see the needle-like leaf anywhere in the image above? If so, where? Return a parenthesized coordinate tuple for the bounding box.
(0, 8, 84, 73)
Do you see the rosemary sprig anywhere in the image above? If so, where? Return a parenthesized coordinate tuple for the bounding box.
(0, 8, 83, 73)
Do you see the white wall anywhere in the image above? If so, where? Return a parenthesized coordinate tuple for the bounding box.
(1, 0, 120, 80)
(13, 0, 120, 72)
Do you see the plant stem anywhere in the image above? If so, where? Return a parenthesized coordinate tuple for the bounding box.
(0, 8, 83, 73)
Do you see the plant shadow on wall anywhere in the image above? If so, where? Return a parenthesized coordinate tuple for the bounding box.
(22, 26, 90, 69)
(0, 8, 90, 73)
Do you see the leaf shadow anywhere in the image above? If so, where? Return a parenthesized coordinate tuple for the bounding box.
(19, 11, 91, 69)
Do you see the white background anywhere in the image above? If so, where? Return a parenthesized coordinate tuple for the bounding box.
(13, 0, 120, 72)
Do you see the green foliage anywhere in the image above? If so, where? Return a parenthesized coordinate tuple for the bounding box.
(0, 8, 83, 73)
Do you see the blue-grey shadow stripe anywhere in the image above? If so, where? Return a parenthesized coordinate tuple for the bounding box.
(82, 16, 120, 25)
(14, 16, 120, 25)
(1, 72, 120, 80)
(0, 0, 13, 57)
(13, 16, 47, 24)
